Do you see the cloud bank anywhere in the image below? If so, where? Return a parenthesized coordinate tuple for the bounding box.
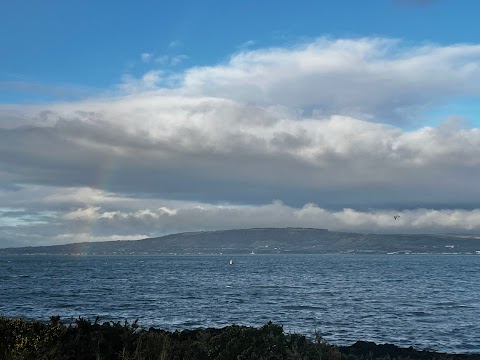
(2, 37, 480, 246)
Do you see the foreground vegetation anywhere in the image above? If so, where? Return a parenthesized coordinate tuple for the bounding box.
(0, 317, 478, 360)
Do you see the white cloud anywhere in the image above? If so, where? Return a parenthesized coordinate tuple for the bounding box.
(94, 37, 480, 125)
(53, 233, 147, 244)
(62, 206, 100, 221)
(180, 38, 480, 123)
(118, 70, 163, 92)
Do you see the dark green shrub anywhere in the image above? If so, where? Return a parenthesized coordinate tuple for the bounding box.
(0, 317, 477, 360)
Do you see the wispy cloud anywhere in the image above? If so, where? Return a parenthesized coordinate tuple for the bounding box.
(118, 70, 163, 92)
(154, 54, 189, 66)
(170, 54, 189, 66)
(141, 52, 153, 63)
(237, 40, 256, 50)
(168, 40, 182, 48)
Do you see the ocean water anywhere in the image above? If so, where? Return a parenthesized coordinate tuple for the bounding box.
(1, 254, 479, 354)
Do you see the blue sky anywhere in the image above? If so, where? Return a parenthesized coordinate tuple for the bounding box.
(1, 0, 479, 103)
(2, 0, 480, 247)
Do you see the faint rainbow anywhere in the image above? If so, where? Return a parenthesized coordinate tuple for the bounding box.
(78, 153, 121, 255)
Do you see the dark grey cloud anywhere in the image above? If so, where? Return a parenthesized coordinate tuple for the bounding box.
(1, 102, 480, 209)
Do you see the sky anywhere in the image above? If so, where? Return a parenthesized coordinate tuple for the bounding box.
(2, 0, 480, 247)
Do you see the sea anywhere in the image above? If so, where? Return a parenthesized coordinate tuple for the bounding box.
(1, 254, 479, 354)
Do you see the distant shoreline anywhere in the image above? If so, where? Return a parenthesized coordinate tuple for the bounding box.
(2, 227, 480, 256)
(2, 252, 480, 257)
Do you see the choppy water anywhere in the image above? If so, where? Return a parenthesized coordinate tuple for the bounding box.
(1, 254, 479, 353)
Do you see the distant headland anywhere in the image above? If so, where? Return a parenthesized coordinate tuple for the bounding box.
(1, 228, 480, 255)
